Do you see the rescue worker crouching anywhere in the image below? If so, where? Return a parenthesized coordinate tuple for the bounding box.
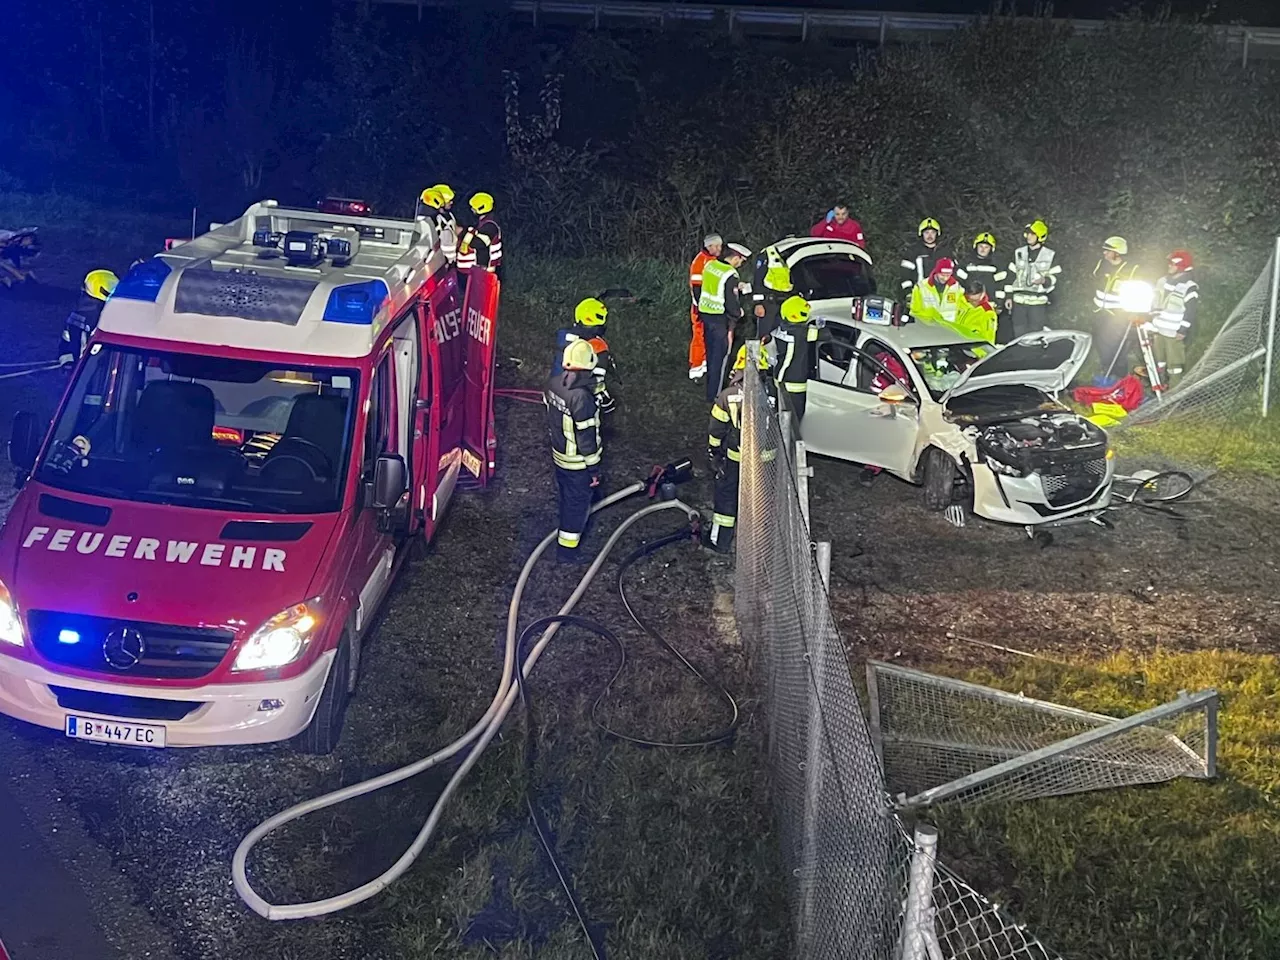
(545, 340, 604, 564)
(698, 242, 751, 402)
(457, 192, 503, 280)
(750, 243, 794, 339)
(687, 233, 722, 381)
(772, 294, 817, 419)
(60, 269, 117, 367)
(1003, 220, 1059, 342)
(952, 279, 999, 345)
(562, 297, 616, 417)
(420, 184, 459, 262)
(899, 218, 945, 295)
(1092, 236, 1140, 377)
(909, 258, 964, 327)
(1149, 248, 1198, 389)
(706, 345, 771, 553)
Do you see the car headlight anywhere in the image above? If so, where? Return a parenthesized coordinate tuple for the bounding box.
(0, 580, 23, 646)
(984, 456, 1025, 478)
(233, 601, 321, 671)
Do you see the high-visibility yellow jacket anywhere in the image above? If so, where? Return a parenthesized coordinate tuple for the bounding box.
(910, 277, 965, 324)
(951, 297, 998, 344)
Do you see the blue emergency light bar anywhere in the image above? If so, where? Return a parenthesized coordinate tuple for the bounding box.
(323, 279, 388, 325)
(113, 258, 173, 303)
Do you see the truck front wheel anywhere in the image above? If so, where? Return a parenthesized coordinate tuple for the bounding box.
(296, 633, 353, 755)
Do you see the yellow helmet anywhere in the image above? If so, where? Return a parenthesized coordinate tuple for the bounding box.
(973, 231, 997, 250)
(762, 246, 793, 293)
(470, 192, 495, 215)
(918, 217, 941, 237)
(781, 295, 811, 325)
(1103, 236, 1128, 256)
(431, 183, 455, 204)
(1025, 219, 1050, 243)
(84, 269, 119, 302)
(420, 188, 444, 210)
(562, 339, 597, 372)
(732, 344, 769, 372)
(574, 297, 608, 326)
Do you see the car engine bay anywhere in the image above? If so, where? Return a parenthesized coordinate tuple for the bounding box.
(971, 412, 1109, 476)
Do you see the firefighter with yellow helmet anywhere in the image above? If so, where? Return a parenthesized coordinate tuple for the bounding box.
(771, 295, 817, 419)
(749, 244, 794, 339)
(59, 268, 118, 366)
(545, 339, 604, 564)
(899, 218, 945, 294)
(420, 184, 458, 261)
(1092, 236, 1141, 376)
(457, 192, 502, 278)
(706, 345, 769, 553)
(558, 297, 616, 416)
(1002, 219, 1060, 342)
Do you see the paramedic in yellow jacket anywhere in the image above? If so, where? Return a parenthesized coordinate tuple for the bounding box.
(909, 258, 964, 326)
(951, 279, 999, 344)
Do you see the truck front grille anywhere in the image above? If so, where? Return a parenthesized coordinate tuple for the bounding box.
(27, 611, 235, 680)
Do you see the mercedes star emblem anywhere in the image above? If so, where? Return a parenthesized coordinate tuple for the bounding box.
(102, 627, 146, 671)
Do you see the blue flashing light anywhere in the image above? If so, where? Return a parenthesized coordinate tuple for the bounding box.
(323, 279, 388, 325)
(57, 629, 81, 645)
(113, 258, 173, 303)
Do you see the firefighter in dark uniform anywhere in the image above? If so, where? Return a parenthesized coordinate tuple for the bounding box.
(771, 295, 816, 419)
(457, 192, 503, 281)
(560, 297, 616, 417)
(705, 346, 753, 552)
(899, 218, 945, 296)
(749, 244, 794, 339)
(545, 340, 603, 563)
(60, 269, 117, 366)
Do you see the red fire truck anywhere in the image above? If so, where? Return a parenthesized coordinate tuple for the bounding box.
(0, 199, 499, 752)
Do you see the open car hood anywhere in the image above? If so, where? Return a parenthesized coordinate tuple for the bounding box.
(942, 330, 1091, 403)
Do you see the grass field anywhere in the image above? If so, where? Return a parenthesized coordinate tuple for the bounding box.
(932, 651, 1280, 960)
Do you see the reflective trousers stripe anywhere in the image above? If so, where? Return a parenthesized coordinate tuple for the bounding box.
(557, 530, 581, 547)
(712, 513, 736, 528)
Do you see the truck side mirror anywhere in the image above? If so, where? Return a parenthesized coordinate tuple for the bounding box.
(371, 454, 407, 511)
(9, 411, 40, 480)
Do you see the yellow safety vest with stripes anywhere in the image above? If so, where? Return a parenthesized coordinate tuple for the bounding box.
(773, 321, 820, 394)
(699, 259, 738, 315)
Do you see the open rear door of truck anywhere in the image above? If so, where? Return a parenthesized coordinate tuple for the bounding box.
(459, 271, 500, 488)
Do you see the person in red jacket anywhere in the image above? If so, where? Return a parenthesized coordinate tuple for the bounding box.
(810, 202, 866, 248)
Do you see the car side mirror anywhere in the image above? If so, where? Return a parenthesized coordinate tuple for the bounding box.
(10, 411, 40, 482)
(371, 453, 407, 511)
(877, 384, 911, 404)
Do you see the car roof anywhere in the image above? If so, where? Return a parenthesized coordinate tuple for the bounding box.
(826, 315, 977, 350)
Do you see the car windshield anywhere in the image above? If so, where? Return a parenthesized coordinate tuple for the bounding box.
(908, 343, 992, 400)
(792, 253, 876, 300)
(36, 344, 359, 514)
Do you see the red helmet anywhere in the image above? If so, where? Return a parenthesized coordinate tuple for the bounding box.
(1168, 249, 1194, 270)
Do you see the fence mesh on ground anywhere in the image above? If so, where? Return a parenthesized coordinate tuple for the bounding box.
(734, 356, 1061, 960)
(869, 662, 1218, 809)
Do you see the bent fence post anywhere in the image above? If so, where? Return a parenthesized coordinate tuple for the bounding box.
(899, 825, 940, 960)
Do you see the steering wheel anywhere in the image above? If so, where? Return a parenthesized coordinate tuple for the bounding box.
(262, 437, 334, 482)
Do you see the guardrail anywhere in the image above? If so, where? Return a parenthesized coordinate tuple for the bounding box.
(368, 0, 1280, 64)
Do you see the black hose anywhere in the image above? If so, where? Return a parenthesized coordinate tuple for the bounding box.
(512, 529, 741, 957)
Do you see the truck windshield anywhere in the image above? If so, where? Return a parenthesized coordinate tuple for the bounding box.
(36, 345, 359, 514)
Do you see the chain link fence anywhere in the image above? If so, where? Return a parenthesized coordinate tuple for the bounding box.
(733, 353, 1063, 960)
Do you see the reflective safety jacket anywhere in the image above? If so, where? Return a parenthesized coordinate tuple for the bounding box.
(1092, 258, 1139, 313)
(708, 381, 744, 463)
(1005, 245, 1060, 305)
(1152, 269, 1199, 338)
(457, 216, 502, 273)
(910, 275, 965, 325)
(544, 370, 602, 470)
(951, 296, 999, 344)
(564, 324, 616, 414)
(699, 258, 743, 319)
(59, 293, 104, 366)
(434, 210, 459, 262)
(689, 249, 716, 308)
(956, 253, 1008, 293)
(899, 241, 944, 293)
(773, 321, 819, 395)
(750, 246, 792, 338)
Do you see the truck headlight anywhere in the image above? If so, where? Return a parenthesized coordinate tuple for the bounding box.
(0, 580, 23, 646)
(233, 601, 321, 671)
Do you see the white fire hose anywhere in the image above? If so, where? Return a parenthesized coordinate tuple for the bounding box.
(232, 478, 698, 920)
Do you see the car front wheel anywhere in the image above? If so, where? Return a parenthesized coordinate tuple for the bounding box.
(922, 447, 959, 511)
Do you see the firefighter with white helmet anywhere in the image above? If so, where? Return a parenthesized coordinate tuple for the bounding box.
(545, 339, 603, 563)
(772, 294, 817, 419)
(60, 268, 118, 366)
(1150, 249, 1199, 388)
(1002, 219, 1060, 342)
(698, 241, 751, 401)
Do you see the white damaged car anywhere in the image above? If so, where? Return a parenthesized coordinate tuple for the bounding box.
(798, 314, 1115, 527)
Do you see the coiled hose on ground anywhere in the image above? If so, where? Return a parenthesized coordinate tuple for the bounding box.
(232, 481, 700, 920)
